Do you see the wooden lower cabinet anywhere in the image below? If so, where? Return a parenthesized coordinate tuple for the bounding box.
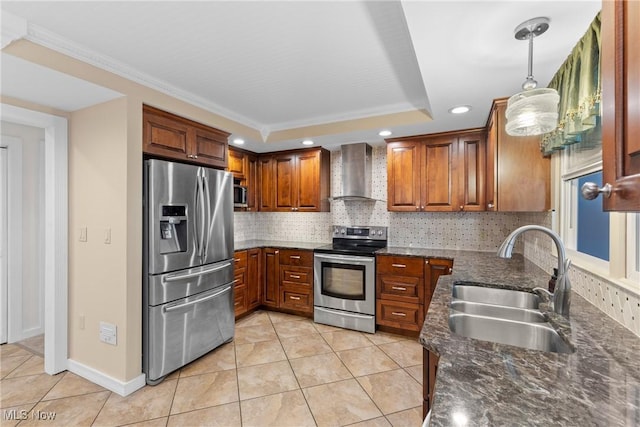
(262, 248, 280, 309)
(247, 248, 261, 310)
(233, 251, 248, 317)
(278, 249, 314, 314)
(423, 348, 439, 418)
(377, 255, 453, 334)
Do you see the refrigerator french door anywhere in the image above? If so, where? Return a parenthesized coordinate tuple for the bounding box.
(143, 159, 234, 384)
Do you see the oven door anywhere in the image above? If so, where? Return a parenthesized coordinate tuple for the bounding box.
(313, 253, 375, 315)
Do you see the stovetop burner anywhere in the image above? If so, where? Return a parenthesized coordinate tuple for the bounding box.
(314, 225, 387, 256)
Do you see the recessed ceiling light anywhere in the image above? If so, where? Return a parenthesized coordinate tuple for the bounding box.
(302, 140, 314, 146)
(378, 130, 392, 137)
(449, 105, 471, 114)
(233, 138, 245, 145)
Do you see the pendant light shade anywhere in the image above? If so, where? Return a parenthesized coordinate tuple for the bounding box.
(505, 17, 559, 137)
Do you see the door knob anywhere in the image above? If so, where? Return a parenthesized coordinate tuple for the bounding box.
(581, 182, 612, 200)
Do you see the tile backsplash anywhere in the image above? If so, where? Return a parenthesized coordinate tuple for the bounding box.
(233, 146, 640, 337)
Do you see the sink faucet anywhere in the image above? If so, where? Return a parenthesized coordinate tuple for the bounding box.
(497, 225, 572, 316)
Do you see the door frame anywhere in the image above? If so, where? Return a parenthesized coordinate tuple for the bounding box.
(1, 103, 68, 375)
(0, 136, 23, 344)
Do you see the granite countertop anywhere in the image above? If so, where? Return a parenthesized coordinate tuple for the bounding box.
(234, 239, 329, 251)
(415, 250, 640, 426)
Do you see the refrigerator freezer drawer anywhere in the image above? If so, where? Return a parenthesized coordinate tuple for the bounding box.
(147, 259, 234, 306)
(145, 284, 234, 383)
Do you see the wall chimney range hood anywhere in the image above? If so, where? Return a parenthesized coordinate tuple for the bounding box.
(331, 143, 381, 202)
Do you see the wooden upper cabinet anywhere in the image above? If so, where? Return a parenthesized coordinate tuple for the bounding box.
(387, 141, 422, 211)
(228, 148, 247, 180)
(423, 136, 459, 211)
(486, 99, 550, 211)
(270, 148, 330, 212)
(459, 133, 486, 212)
(386, 130, 485, 212)
(258, 156, 275, 211)
(601, 0, 640, 211)
(246, 155, 258, 211)
(142, 105, 229, 169)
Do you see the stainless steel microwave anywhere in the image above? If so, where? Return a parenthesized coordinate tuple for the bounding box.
(234, 184, 248, 208)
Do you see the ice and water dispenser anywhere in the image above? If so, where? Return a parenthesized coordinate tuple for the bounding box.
(159, 205, 187, 254)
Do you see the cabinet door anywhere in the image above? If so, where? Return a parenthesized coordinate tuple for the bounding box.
(247, 248, 261, 309)
(601, 0, 640, 210)
(262, 248, 280, 308)
(228, 148, 246, 180)
(143, 108, 190, 160)
(274, 154, 298, 211)
(191, 127, 228, 169)
(459, 133, 486, 212)
(422, 137, 459, 211)
(424, 258, 453, 311)
(297, 150, 321, 211)
(258, 156, 275, 211)
(423, 348, 439, 418)
(246, 155, 258, 211)
(387, 141, 422, 211)
(486, 108, 498, 211)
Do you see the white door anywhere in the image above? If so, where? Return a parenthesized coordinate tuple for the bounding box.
(0, 146, 7, 344)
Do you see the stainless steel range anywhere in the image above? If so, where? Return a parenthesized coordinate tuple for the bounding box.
(314, 225, 387, 333)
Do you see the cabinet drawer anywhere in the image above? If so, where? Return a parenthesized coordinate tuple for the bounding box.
(378, 275, 421, 303)
(281, 266, 312, 285)
(234, 250, 248, 269)
(377, 256, 424, 276)
(280, 285, 312, 312)
(279, 249, 313, 267)
(233, 268, 246, 288)
(234, 285, 247, 316)
(376, 300, 423, 332)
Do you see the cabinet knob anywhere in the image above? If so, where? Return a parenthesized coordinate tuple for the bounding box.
(421, 205, 425, 210)
(581, 182, 612, 200)
(416, 206, 420, 211)
(425, 260, 429, 265)
(193, 155, 198, 159)
(488, 203, 495, 209)
(448, 267, 453, 274)
(459, 205, 464, 211)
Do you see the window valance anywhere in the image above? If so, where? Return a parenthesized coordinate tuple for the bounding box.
(541, 12, 601, 156)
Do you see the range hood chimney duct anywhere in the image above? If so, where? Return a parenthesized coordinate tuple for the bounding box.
(333, 143, 375, 201)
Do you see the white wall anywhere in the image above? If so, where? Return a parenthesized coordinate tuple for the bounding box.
(1, 120, 45, 339)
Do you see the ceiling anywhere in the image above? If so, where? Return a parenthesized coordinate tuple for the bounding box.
(1, 1, 601, 153)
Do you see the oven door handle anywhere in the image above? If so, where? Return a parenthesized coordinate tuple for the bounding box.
(315, 306, 373, 319)
(314, 253, 374, 264)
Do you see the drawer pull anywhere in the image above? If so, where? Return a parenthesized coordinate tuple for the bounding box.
(391, 286, 407, 291)
(233, 279, 240, 284)
(290, 255, 301, 259)
(391, 312, 407, 317)
(290, 274, 301, 279)
(392, 263, 406, 268)
(234, 258, 241, 262)
(289, 296, 301, 300)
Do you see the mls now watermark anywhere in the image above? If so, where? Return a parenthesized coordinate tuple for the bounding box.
(3, 409, 56, 421)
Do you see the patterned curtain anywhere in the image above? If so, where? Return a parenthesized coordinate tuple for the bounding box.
(540, 12, 601, 156)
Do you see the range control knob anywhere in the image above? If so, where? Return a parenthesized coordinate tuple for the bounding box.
(377, 230, 383, 236)
(341, 229, 346, 234)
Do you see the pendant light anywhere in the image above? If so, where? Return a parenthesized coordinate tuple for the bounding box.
(505, 17, 559, 137)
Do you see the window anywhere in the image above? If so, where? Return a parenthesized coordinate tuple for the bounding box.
(558, 136, 639, 292)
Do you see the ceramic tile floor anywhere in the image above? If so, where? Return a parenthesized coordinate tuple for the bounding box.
(0, 311, 425, 426)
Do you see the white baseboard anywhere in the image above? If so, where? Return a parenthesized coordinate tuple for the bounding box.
(67, 359, 145, 397)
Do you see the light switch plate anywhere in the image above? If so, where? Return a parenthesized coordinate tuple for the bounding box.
(79, 227, 87, 242)
(104, 228, 111, 244)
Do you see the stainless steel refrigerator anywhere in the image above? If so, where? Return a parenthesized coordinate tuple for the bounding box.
(143, 159, 234, 384)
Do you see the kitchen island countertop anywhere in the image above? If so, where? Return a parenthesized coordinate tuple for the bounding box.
(411, 249, 640, 426)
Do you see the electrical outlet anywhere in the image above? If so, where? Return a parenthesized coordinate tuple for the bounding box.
(99, 322, 117, 346)
(79, 315, 85, 330)
(104, 228, 111, 244)
(79, 227, 87, 242)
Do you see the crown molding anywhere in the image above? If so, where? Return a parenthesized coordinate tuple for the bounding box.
(22, 22, 264, 132)
(1, 11, 28, 49)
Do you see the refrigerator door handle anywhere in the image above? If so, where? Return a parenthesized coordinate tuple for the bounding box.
(162, 284, 232, 313)
(202, 171, 211, 260)
(162, 262, 232, 283)
(193, 171, 201, 257)
(197, 172, 206, 258)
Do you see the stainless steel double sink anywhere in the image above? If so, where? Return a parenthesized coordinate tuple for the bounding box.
(448, 283, 574, 354)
